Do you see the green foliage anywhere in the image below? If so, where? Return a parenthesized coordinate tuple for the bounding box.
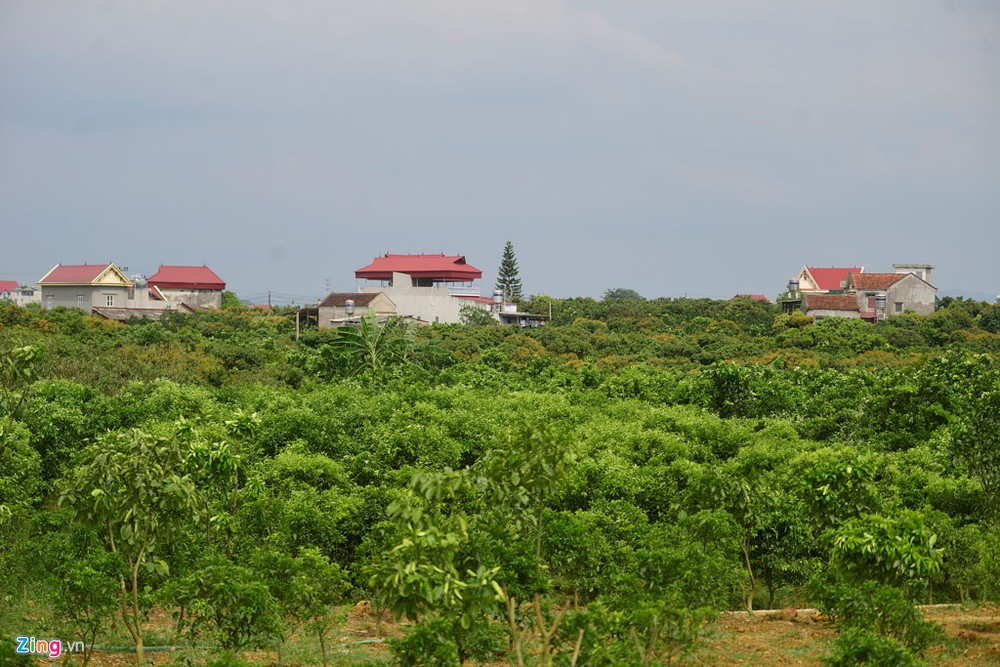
(169, 556, 281, 651)
(329, 308, 418, 383)
(951, 387, 1000, 521)
(389, 617, 460, 666)
(602, 288, 644, 301)
(830, 512, 943, 586)
(56, 553, 120, 667)
(458, 303, 497, 326)
(367, 469, 504, 663)
(3, 289, 1000, 664)
(797, 454, 879, 534)
(57, 425, 202, 666)
(0, 637, 32, 665)
(811, 576, 944, 655)
(823, 628, 922, 667)
(0, 343, 44, 421)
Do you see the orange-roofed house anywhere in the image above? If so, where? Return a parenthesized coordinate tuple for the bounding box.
(800, 293, 861, 320)
(847, 266, 936, 320)
(148, 265, 227, 309)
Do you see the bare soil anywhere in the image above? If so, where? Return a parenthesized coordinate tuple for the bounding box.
(32, 603, 1000, 666)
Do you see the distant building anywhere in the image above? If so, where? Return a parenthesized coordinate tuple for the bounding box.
(847, 270, 936, 319)
(349, 253, 546, 326)
(36, 262, 190, 320)
(318, 292, 397, 329)
(794, 266, 865, 292)
(148, 265, 226, 309)
(731, 294, 771, 302)
(356, 254, 487, 324)
(800, 293, 861, 320)
(790, 262, 937, 321)
(37, 263, 134, 312)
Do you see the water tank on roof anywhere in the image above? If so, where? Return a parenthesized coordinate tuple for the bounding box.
(345, 299, 355, 317)
(492, 290, 503, 313)
(875, 295, 886, 310)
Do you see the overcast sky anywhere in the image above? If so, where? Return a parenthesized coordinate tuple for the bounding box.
(2, 1, 998, 303)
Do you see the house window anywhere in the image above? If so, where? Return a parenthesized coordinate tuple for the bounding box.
(106, 294, 115, 307)
(894, 302, 904, 313)
(77, 294, 84, 309)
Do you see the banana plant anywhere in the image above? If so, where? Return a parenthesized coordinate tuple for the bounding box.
(329, 308, 417, 383)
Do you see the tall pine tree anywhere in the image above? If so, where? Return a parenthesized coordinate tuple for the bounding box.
(495, 241, 523, 301)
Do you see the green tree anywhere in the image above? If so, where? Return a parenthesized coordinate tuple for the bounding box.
(951, 389, 1000, 522)
(367, 469, 504, 664)
(459, 303, 498, 326)
(0, 343, 43, 423)
(602, 288, 643, 301)
(58, 426, 201, 667)
(170, 557, 282, 653)
(56, 554, 120, 667)
(495, 241, 524, 301)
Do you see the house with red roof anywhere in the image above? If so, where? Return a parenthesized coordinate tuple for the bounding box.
(793, 263, 937, 321)
(0, 280, 19, 301)
(148, 265, 227, 309)
(0, 280, 40, 307)
(355, 253, 487, 324)
(36, 262, 200, 320)
(794, 266, 865, 292)
(37, 263, 135, 312)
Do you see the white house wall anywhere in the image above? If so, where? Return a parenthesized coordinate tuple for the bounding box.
(360, 272, 483, 324)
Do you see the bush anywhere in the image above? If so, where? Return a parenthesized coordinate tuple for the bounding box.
(810, 577, 944, 655)
(823, 628, 922, 666)
(389, 618, 460, 666)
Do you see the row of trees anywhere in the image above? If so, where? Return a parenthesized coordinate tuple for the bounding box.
(1, 298, 999, 665)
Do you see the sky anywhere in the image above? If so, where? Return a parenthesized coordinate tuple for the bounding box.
(1, 0, 998, 304)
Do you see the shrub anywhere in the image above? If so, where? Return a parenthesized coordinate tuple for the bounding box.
(823, 628, 922, 667)
(389, 618, 460, 666)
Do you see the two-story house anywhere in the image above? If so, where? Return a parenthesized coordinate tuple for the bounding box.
(37, 263, 134, 312)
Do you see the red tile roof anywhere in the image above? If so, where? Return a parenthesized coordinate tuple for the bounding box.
(0, 280, 20, 294)
(805, 267, 863, 291)
(355, 254, 482, 282)
(732, 294, 771, 302)
(38, 263, 123, 285)
(802, 293, 859, 312)
(850, 272, 904, 290)
(148, 265, 225, 291)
